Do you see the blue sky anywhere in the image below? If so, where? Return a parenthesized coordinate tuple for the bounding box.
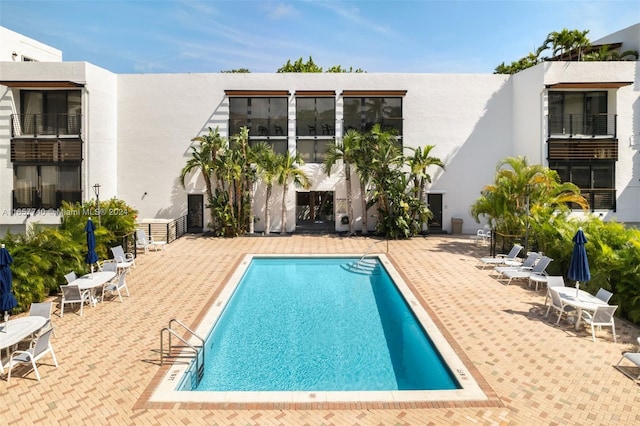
(1, 0, 638, 74)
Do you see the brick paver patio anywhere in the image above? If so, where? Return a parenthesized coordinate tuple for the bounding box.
(1, 234, 639, 425)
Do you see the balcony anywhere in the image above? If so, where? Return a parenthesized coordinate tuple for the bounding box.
(11, 113, 82, 137)
(547, 113, 616, 139)
(11, 139, 82, 163)
(547, 139, 618, 161)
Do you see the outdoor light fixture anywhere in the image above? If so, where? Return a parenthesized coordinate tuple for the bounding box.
(93, 183, 101, 226)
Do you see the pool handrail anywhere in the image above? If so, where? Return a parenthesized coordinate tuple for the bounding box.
(160, 319, 205, 386)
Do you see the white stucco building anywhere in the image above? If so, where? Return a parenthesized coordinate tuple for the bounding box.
(1, 24, 638, 236)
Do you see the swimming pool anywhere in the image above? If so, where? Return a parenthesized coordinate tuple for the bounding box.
(150, 254, 487, 404)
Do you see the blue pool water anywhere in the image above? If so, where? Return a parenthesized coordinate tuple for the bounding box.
(188, 257, 459, 392)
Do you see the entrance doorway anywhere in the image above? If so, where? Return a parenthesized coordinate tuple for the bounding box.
(187, 194, 204, 233)
(295, 191, 335, 233)
(427, 193, 444, 233)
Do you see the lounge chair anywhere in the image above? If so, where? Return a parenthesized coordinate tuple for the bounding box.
(616, 337, 640, 382)
(136, 229, 167, 253)
(501, 255, 553, 286)
(479, 244, 523, 269)
(581, 305, 618, 343)
(6, 328, 58, 382)
(494, 252, 541, 277)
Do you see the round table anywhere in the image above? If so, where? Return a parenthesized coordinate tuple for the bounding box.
(71, 271, 117, 305)
(0, 316, 47, 372)
(550, 286, 608, 330)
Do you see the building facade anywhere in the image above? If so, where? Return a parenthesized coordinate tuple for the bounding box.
(1, 25, 638, 235)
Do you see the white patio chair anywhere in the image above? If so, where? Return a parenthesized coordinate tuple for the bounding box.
(581, 305, 618, 343)
(60, 284, 90, 317)
(545, 287, 576, 324)
(102, 271, 130, 303)
(110, 245, 135, 273)
(501, 256, 553, 286)
(595, 288, 613, 304)
(479, 244, 523, 269)
(64, 271, 77, 284)
(28, 302, 55, 337)
(616, 337, 640, 382)
(136, 229, 167, 253)
(6, 328, 58, 382)
(543, 276, 565, 306)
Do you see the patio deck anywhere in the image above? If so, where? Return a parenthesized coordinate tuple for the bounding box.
(1, 234, 639, 425)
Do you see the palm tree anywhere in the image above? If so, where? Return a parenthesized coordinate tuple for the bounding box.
(323, 129, 360, 235)
(276, 151, 311, 235)
(180, 127, 226, 227)
(254, 143, 279, 235)
(406, 145, 445, 206)
(470, 156, 589, 241)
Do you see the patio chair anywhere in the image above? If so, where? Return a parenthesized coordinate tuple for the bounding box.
(545, 286, 576, 324)
(595, 288, 613, 304)
(60, 284, 90, 317)
(99, 259, 118, 273)
(6, 328, 58, 382)
(110, 245, 135, 273)
(102, 271, 129, 303)
(501, 256, 553, 286)
(616, 337, 640, 382)
(135, 229, 167, 254)
(470, 229, 490, 245)
(479, 244, 523, 269)
(543, 276, 566, 306)
(581, 305, 618, 343)
(494, 252, 541, 277)
(64, 271, 77, 284)
(28, 302, 55, 337)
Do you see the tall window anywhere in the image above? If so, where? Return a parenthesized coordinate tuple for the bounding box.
(548, 91, 608, 136)
(229, 97, 288, 154)
(13, 164, 81, 209)
(549, 160, 615, 210)
(296, 97, 335, 163)
(20, 90, 81, 135)
(343, 97, 403, 136)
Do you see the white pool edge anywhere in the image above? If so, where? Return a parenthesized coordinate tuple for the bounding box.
(150, 253, 488, 404)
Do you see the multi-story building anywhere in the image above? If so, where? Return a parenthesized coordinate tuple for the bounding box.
(1, 24, 638, 235)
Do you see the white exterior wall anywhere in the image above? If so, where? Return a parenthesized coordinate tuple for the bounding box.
(116, 73, 511, 233)
(0, 26, 62, 62)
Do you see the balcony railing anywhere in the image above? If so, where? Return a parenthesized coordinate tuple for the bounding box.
(11, 113, 82, 137)
(12, 189, 82, 211)
(547, 114, 616, 138)
(11, 139, 83, 163)
(548, 139, 618, 161)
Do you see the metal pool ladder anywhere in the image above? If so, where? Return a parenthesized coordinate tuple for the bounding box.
(348, 239, 389, 274)
(160, 319, 205, 386)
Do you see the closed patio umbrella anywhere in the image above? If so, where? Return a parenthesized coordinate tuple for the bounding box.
(85, 218, 99, 276)
(567, 228, 590, 297)
(0, 244, 18, 332)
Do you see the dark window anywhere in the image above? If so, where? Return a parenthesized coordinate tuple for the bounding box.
(13, 164, 81, 209)
(296, 138, 332, 163)
(548, 91, 609, 137)
(343, 97, 403, 135)
(229, 97, 288, 138)
(549, 160, 615, 210)
(20, 90, 82, 135)
(296, 97, 335, 136)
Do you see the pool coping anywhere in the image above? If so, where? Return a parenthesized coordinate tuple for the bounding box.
(137, 253, 503, 410)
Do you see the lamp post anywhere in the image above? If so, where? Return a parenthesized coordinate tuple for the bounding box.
(93, 183, 101, 227)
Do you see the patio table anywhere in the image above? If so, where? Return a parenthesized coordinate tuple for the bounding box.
(71, 271, 117, 306)
(0, 316, 47, 373)
(550, 286, 609, 331)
